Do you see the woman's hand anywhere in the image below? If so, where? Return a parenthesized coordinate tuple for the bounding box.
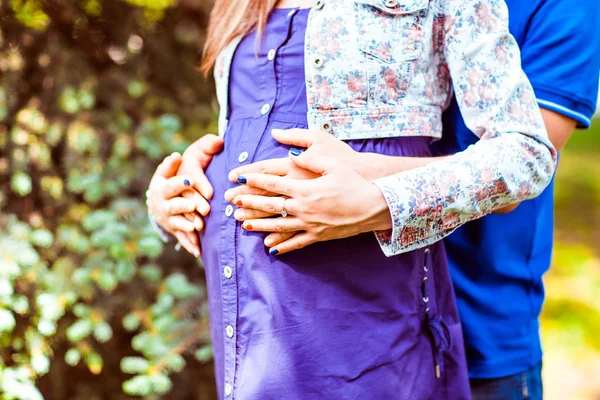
(148, 153, 202, 256)
(224, 149, 392, 255)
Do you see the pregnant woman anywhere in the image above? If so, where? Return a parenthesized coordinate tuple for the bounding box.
(147, 0, 556, 398)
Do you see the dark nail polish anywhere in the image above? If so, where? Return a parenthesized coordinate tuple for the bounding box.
(270, 248, 279, 256)
(237, 176, 247, 184)
(184, 179, 191, 186)
(234, 199, 243, 207)
(290, 148, 302, 156)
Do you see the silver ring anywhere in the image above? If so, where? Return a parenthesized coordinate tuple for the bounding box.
(281, 198, 288, 218)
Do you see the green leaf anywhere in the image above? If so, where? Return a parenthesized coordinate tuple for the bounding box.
(157, 114, 181, 133)
(127, 80, 147, 98)
(122, 313, 140, 332)
(93, 321, 113, 343)
(165, 273, 201, 299)
(194, 345, 213, 362)
(66, 319, 93, 341)
(138, 236, 163, 258)
(140, 264, 162, 283)
(120, 356, 149, 374)
(84, 351, 103, 375)
(30, 229, 54, 248)
(122, 375, 152, 396)
(65, 348, 81, 366)
(82, 210, 116, 231)
(0, 308, 16, 332)
(165, 354, 185, 372)
(11, 172, 32, 196)
(37, 319, 57, 336)
(96, 271, 118, 292)
(30, 354, 50, 374)
(148, 373, 172, 394)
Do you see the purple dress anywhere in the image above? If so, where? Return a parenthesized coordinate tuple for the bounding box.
(200, 8, 470, 400)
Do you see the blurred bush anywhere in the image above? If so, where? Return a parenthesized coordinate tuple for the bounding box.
(0, 1, 218, 398)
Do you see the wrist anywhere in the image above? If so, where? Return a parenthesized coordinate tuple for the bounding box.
(362, 182, 393, 232)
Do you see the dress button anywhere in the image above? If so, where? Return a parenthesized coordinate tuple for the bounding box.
(322, 121, 332, 132)
(225, 383, 232, 396)
(223, 266, 233, 279)
(261, 103, 271, 115)
(226, 325, 234, 338)
(238, 151, 249, 163)
(384, 0, 398, 8)
(315, 0, 325, 9)
(313, 56, 325, 69)
(225, 205, 234, 217)
(267, 49, 276, 61)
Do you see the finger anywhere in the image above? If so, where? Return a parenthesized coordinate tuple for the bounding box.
(241, 216, 305, 233)
(268, 232, 315, 256)
(224, 185, 277, 203)
(233, 207, 276, 222)
(288, 150, 341, 176)
(168, 215, 195, 233)
(150, 152, 182, 187)
(197, 134, 224, 157)
(191, 213, 204, 231)
(174, 231, 200, 257)
(192, 170, 215, 200)
(182, 190, 211, 217)
(236, 173, 294, 197)
(163, 197, 196, 215)
(271, 128, 329, 148)
(264, 232, 296, 248)
(233, 195, 295, 216)
(228, 158, 291, 182)
(162, 175, 194, 199)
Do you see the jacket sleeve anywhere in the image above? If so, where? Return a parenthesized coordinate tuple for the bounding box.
(372, 0, 557, 256)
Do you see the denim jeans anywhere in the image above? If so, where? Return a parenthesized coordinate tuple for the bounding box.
(470, 362, 543, 400)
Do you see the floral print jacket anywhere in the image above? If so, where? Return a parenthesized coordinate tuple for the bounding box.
(214, 0, 557, 256)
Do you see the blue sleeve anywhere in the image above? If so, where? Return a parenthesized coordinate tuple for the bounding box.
(520, 0, 600, 128)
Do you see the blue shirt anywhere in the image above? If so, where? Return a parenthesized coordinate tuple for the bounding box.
(434, 0, 600, 379)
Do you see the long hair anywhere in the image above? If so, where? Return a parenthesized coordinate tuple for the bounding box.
(200, 0, 279, 76)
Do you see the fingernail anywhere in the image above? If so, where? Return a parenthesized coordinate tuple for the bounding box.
(194, 249, 200, 258)
(270, 248, 279, 256)
(289, 148, 302, 156)
(237, 176, 247, 184)
(184, 179, 191, 186)
(243, 223, 253, 231)
(264, 238, 273, 246)
(234, 198, 243, 207)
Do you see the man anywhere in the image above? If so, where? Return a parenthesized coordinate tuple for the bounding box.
(432, 0, 600, 398)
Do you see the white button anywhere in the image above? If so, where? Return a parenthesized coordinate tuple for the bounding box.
(267, 49, 276, 61)
(261, 103, 271, 115)
(225, 383, 232, 396)
(424, 248, 430, 254)
(313, 56, 325, 69)
(238, 151, 249, 162)
(224, 266, 233, 279)
(315, 0, 325, 9)
(385, 0, 398, 8)
(225, 205, 234, 217)
(226, 325, 234, 338)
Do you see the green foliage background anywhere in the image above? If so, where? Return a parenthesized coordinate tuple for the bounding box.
(1, 0, 599, 399)
(0, 1, 218, 398)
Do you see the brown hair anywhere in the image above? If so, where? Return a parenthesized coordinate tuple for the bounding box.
(200, 0, 279, 76)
